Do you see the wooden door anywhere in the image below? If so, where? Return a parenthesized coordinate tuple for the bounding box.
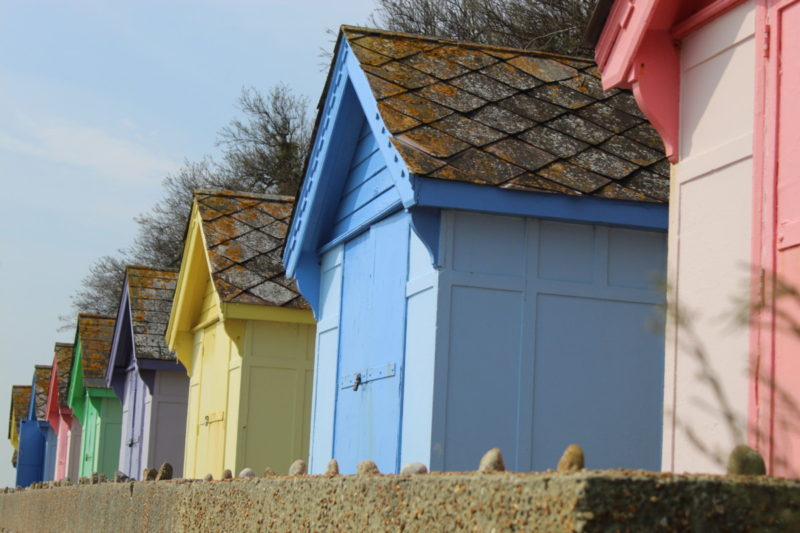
(333, 214, 408, 474)
(760, 0, 800, 476)
(196, 324, 225, 477)
(80, 402, 97, 476)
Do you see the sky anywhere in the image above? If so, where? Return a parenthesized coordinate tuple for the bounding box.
(0, 0, 376, 488)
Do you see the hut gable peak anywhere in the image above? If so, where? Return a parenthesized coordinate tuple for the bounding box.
(32, 365, 52, 422)
(8, 385, 31, 442)
(53, 343, 74, 408)
(193, 190, 307, 309)
(75, 313, 116, 388)
(123, 265, 179, 362)
(341, 25, 669, 201)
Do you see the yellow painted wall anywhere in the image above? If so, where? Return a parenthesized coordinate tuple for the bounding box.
(237, 320, 314, 474)
(180, 273, 315, 478)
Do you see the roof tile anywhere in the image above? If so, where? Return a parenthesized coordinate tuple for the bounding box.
(377, 103, 422, 133)
(381, 92, 453, 123)
(507, 56, 578, 82)
(450, 72, 517, 101)
(402, 53, 469, 79)
(429, 45, 498, 70)
(548, 114, 614, 144)
(364, 73, 407, 99)
(576, 102, 642, 134)
(480, 62, 541, 91)
(447, 148, 525, 184)
(570, 148, 639, 179)
(391, 139, 448, 174)
(485, 139, 556, 172)
(349, 42, 393, 66)
(363, 62, 436, 90)
(472, 104, 534, 134)
(397, 126, 470, 158)
(519, 126, 589, 158)
(416, 83, 486, 113)
(531, 83, 595, 110)
(429, 114, 505, 147)
(536, 161, 610, 193)
(498, 93, 565, 123)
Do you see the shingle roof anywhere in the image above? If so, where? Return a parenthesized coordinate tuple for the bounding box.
(32, 366, 51, 422)
(126, 266, 178, 361)
(195, 190, 308, 308)
(9, 385, 30, 440)
(76, 314, 116, 388)
(341, 26, 669, 203)
(53, 343, 74, 408)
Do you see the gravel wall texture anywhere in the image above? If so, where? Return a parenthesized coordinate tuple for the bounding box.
(0, 470, 798, 532)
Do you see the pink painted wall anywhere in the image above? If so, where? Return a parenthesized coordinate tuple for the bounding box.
(752, 0, 800, 476)
(64, 419, 82, 483)
(54, 414, 72, 481)
(662, 1, 756, 474)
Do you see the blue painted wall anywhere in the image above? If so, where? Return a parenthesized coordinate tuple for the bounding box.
(328, 118, 401, 245)
(430, 212, 666, 472)
(42, 427, 57, 481)
(16, 420, 45, 487)
(332, 212, 409, 474)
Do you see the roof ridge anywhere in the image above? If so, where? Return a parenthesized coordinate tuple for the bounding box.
(125, 264, 179, 274)
(340, 25, 595, 63)
(54, 342, 73, 348)
(34, 365, 52, 370)
(193, 188, 296, 203)
(77, 313, 115, 320)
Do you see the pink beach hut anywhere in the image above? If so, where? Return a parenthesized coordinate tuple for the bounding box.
(45, 342, 81, 482)
(587, 0, 800, 475)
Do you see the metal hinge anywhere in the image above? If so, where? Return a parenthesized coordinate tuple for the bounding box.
(763, 25, 770, 58)
(339, 363, 396, 390)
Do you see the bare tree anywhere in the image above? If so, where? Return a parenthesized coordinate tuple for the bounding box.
(64, 255, 129, 323)
(217, 85, 311, 196)
(64, 85, 311, 325)
(370, 0, 596, 56)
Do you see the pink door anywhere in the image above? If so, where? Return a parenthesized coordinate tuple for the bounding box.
(756, 0, 800, 476)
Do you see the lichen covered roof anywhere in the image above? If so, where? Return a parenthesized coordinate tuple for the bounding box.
(9, 385, 31, 441)
(33, 365, 52, 422)
(341, 26, 668, 202)
(195, 190, 308, 308)
(126, 266, 178, 360)
(77, 314, 116, 387)
(53, 343, 74, 407)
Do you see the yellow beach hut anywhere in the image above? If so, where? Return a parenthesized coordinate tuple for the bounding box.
(166, 189, 314, 478)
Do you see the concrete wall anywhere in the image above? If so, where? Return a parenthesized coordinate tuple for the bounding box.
(665, 0, 755, 474)
(1, 471, 799, 532)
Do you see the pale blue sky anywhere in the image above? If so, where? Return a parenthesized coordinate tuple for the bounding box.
(0, 0, 376, 487)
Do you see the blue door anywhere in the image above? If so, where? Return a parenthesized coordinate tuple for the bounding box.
(17, 420, 46, 486)
(333, 214, 409, 474)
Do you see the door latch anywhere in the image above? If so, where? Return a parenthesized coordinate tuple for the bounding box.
(339, 363, 396, 390)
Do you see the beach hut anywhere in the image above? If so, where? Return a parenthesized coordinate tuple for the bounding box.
(166, 190, 314, 478)
(67, 314, 121, 478)
(106, 266, 188, 479)
(8, 385, 30, 483)
(17, 365, 58, 484)
(45, 342, 80, 482)
(285, 27, 669, 474)
(587, 0, 800, 475)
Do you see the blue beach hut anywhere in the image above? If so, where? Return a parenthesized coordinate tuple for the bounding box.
(16, 366, 57, 485)
(285, 27, 670, 474)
